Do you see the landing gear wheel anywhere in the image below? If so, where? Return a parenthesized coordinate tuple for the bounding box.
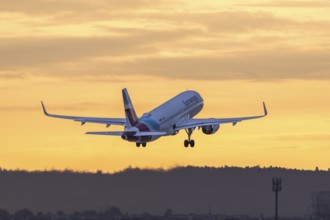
(142, 143, 147, 147)
(136, 143, 141, 147)
(184, 140, 189, 147)
(184, 128, 196, 148)
(190, 140, 195, 148)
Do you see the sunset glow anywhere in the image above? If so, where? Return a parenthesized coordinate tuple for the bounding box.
(1, 0, 330, 172)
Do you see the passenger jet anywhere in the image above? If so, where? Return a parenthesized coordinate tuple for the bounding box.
(41, 89, 267, 148)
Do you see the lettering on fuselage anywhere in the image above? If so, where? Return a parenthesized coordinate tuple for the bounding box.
(182, 95, 199, 107)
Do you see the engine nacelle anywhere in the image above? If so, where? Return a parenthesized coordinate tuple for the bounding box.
(171, 130, 179, 135)
(202, 125, 220, 135)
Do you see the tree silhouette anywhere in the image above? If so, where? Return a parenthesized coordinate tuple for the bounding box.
(102, 206, 122, 219)
(14, 209, 34, 220)
(0, 209, 10, 220)
(164, 209, 173, 217)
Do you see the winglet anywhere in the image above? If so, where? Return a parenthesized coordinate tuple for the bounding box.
(41, 101, 49, 116)
(263, 102, 268, 116)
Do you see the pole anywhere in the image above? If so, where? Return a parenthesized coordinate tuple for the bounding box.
(272, 178, 281, 220)
(275, 190, 278, 220)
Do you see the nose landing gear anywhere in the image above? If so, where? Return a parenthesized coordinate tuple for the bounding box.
(184, 128, 195, 148)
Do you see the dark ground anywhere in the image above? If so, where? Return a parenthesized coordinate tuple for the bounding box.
(0, 166, 328, 217)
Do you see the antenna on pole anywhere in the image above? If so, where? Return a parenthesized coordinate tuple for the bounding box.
(272, 178, 282, 220)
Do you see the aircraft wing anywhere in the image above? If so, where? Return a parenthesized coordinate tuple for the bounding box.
(175, 102, 267, 130)
(41, 101, 126, 126)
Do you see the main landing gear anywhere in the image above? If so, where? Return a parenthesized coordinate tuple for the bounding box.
(184, 128, 195, 148)
(136, 142, 147, 147)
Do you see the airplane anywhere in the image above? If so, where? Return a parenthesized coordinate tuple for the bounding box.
(41, 88, 267, 148)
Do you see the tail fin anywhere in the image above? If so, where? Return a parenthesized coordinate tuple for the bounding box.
(122, 88, 138, 128)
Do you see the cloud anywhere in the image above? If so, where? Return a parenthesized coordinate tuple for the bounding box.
(270, 145, 305, 150)
(43, 10, 330, 34)
(239, 0, 330, 8)
(0, 36, 149, 68)
(72, 49, 330, 81)
(269, 133, 330, 141)
(1, 2, 330, 82)
(0, 28, 200, 69)
(2, 0, 327, 18)
(143, 11, 290, 33)
(0, 102, 110, 112)
(0, 0, 169, 15)
(0, 86, 16, 91)
(0, 105, 38, 112)
(0, 72, 26, 79)
(2, 43, 330, 81)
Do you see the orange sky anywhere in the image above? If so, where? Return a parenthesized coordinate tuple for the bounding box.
(0, 0, 330, 172)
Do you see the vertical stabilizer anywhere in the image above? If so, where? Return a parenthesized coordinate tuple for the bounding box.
(122, 88, 138, 128)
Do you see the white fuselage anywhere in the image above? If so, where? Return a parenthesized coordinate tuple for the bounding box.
(42, 88, 267, 147)
(124, 91, 204, 143)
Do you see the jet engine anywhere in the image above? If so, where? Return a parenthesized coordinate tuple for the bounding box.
(171, 130, 179, 135)
(202, 125, 220, 135)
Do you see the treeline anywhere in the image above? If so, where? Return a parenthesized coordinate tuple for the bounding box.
(0, 206, 124, 220)
(0, 165, 325, 175)
(0, 166, 329, 216)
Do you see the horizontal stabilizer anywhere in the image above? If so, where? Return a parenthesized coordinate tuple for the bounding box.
(86, 131, 123, 136)
(134, 132, 167, 136)
(86, 131, 167, 136)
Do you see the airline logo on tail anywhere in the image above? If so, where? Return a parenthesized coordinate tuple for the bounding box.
(122, 88, 138, 128)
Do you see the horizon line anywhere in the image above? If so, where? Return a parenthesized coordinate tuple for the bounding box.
(0, 164, 327, 174)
